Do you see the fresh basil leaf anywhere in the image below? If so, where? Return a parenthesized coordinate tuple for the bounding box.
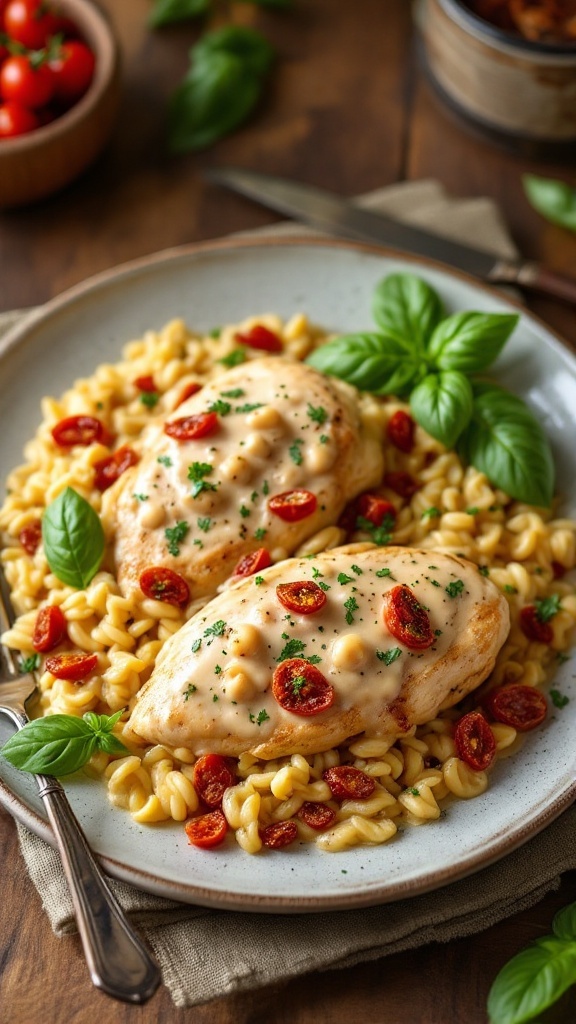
(487, 938, 576, 1024)
(1, 715, 97, 776)
(428, 311, 519, 373)
(553, 902, 576, 941)
(523, 174, 576, 232)
(307, 333, 424, 396)
(372, 273, 444, 351)
(458, 382, 554, 507)
(410, 371, 474, 448)
(148, 0, 210, 28)
(42, 487, 105, 590)
(168, 28, 274, 152)
(98, 733, 130, 755)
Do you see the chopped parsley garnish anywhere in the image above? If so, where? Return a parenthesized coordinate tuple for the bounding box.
(291, 674, 307, 695)
(356, 515, 394, 546)
(140, 391, 160, 409)
(20, 653, 40, 673)
(209, 327, 222, 339)
(337, 572, 354, 585)
(409, 787, 420, 797)
(319, 435, 329, 444)
(534, 593, 561, 623)
(262, 480, 270, 496)
(421, 507, 441, 520)
(466, 506, 479, 515)
(254, 528, 267, 540)
(376, 647, 402, 666)
(191, 638, 202, 653)
(504, 584, 518, 594)
(344, 596, 359, 625)
(351, 565, 363, 576)
(188, 461, 218, 498)
(197, 516, 212, 533)
(212, 694, 219, 702)
(214, 665, 222, 675)
(236, 402, 263, 414)
(307, 403, 328, 425)
(376, 567, 395, 580)
(133, 493, 149, 502)
(312, 566, 323, 579)
(288, 438, 304, 465)
(221, 388, 244, 398)
(208, 399, 232, 416)
(157, 454, 172, 467)
(164, 520, 189, 556)
(183, 683, 197, 700)
(204, 619, 227, 638)
(239, 505, 251, 518)
(317, 581, 331, 592)
(276, 637, 307, 662)
(219, 347, 246, 367)
(254, 576, 265, 585)
(249, 709, 270, 726)
(479, 565, 490, 577)
(550, 689, 569, 709)
(445, 579, 464, 598)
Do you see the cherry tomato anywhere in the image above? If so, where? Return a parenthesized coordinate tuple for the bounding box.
(484, 684, 547, 732)
(32, 605, 67, 653)
(383, 471, 420, 499)
(44, 651, 98, 681)
(18, 519, 42, 555)
(232, 547, 272, 577)
(272, 657, 334, 716)
(387, 410, 416, 453)
(356, 493, 397, 528)
(94, 445, 138, 492)
(297, 801, 336, 831)
(260, 820, 298, 848)
(4, 0, 58, 49)
(276, 580, 327, 615)
(139, 567, 190, 607)
(185, 809, 228, 849)
(519, 605, 554, 644)
(51, 415, 109, 447)
(48, 39, 95, 103)
(322, 765, 376, 800)
(234, 324, 283, 353)
(268, 489, 317, 522)
(175, 382, 202, 408)
(164, 411, 219, 441)
(0, 54, 54, 109)
(193, 754, 236, 808)
(382, 584, 435, 650)
(454, 711, 496, 771)
(133, 374, 156, 393)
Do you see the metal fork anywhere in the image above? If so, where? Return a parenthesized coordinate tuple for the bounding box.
(0, 567, 161, 1004)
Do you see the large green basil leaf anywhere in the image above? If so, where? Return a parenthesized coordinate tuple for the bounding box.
(410, 371, 474, 448)
(193, 24, 274, 78)
(371, 273, 445, 351)
(523, 174, 576, 232)
(42, 487, 105, 590)
(458, 382, 554, 507)
(306, 333, 424, 395)
(1, 715, 97, 775)
(148, 0, 210, 28)
(428, 311, 519, 373)
(487, 938, 576, 1024)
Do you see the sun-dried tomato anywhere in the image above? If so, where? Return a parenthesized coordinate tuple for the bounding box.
(383, 584, 435, 650)
(484, 684, 547, 732)
(52, 415, 110, 448)
(139, 567, 190, 608)
(356, 493, 397, 528)
(193, 754, 236, 808)
(175, 382, 202, 408)
(94, 445, 139, 491)
(260, 820, 298, 848)
(44, 652, 99, 681)
(272, 657, 334, 716)
(235, 324, 283, 353)
(322, 765, 376, 800)
(232, 548, 272, 577)
(18, 519, 42, 555)
(383, 471, 420, 499)
(519, 605, 554, 644)
(185, 809, 228, 849)
(133, 375, 156, 393)
(32, 605, 67, 653)
(268, 489, 317, 522)
(276, 580, 327, 615)
(164, 411, 219, 441)
(297, 801, 336, 831)
(387, 410, 415, 453)
(454, 711, 496, 771)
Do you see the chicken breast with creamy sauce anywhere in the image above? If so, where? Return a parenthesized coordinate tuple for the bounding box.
(109, 358, 384, 601)
(127, 544, 510, 759)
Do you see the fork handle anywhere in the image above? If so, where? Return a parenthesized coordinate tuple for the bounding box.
(34, 772, 161, 1003)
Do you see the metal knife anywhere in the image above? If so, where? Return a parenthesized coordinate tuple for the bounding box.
(206, 167, 576, 305)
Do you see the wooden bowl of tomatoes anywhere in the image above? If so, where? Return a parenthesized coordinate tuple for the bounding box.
(0, 0, 120, 207)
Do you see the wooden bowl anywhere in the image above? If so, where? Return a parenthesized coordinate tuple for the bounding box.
(0, 0, 120, 208)
(415, 0, 576, 148)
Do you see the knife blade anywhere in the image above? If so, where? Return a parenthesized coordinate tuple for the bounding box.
(206, 167, 576, 305)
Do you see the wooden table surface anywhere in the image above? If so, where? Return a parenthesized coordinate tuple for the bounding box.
(1, 1, 576, 1021)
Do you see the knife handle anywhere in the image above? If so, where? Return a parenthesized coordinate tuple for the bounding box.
(490, 259, 576, 305)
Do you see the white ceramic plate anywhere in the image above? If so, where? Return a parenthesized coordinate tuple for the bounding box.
(1, 237, 575, 912)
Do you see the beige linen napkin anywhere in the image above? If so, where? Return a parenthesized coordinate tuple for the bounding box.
(3, 180, 575, 1008)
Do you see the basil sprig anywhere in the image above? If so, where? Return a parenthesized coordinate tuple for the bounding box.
(1, 711, 128, 776)
(487, 900, 576, 1023)
(42, 487, 105, 589)
(148, 0, 209, 26)
(523, 173, 576, 232)
(307, 272, 554, 507)
(167, 26, 274, 153)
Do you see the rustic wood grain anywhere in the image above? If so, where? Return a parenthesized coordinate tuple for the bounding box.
(1, 1, 576, 1021)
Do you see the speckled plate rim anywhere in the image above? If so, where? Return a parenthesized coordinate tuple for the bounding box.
(1, 234, 575, 913)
